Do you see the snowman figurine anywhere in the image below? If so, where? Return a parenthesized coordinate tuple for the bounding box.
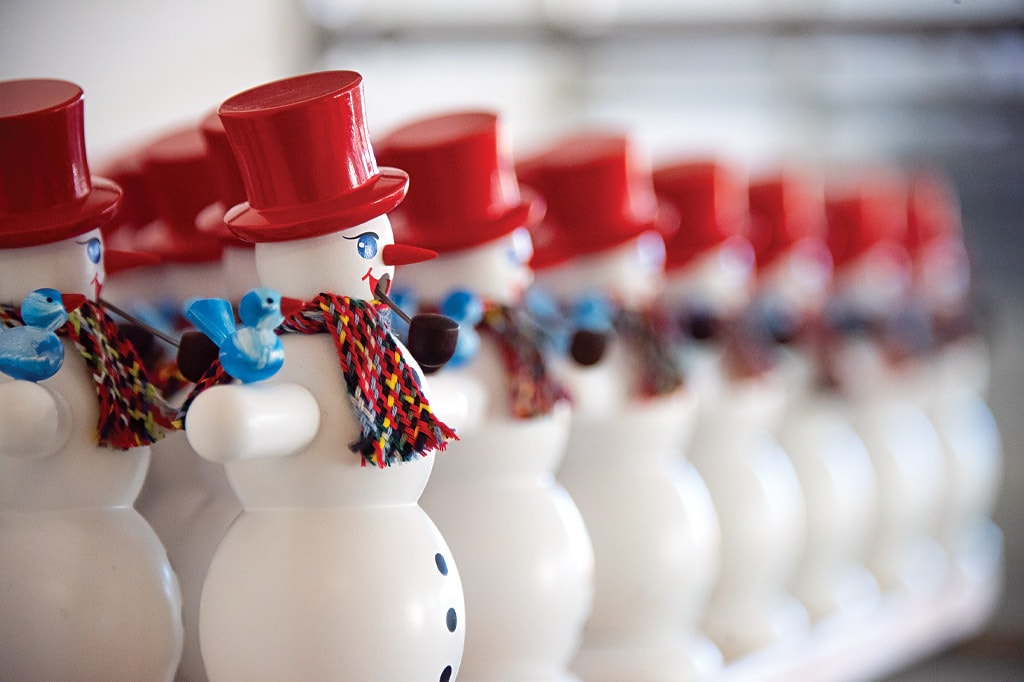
(518, 134, 723, 682)
(0, 78, 183, 681)
(182, 71, 465, 682)
(824, 175, 948, 596)
(747, 171, 880, 622)
(132, 117, 251, 682)
(904, 173, 1002, 582)
(652, 161, 809, 660)
(377, 111, 595, 682)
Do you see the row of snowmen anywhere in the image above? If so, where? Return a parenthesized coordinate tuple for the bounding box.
(0, 72, 1001, 682)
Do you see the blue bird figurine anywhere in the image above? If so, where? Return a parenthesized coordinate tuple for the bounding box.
(0, 288, 86, 382)
(184, 287, 298, 383)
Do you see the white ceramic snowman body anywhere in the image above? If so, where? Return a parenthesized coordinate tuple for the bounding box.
(401, 229, 595, 682)
(128, 174, 244, 682)
(664, 238, 810, 660)
(535, 234, 723, 682)
(0, 229, 184, 681)
(755, 242, 880, 621)
(912, 236, 1002, 581)
(829, 244, 948, 596)
(184, 215, 465, 682)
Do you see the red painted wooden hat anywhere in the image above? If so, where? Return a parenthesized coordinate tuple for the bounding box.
(196, 110, 252, 247)
(653, 161, 750, 271)
(748, 171, 827, 269)
(218, 71, 408, 243)
(906, 171, 962, 257)
(826, 176, 909, 268)
(377, 111, 543, 254)
(136, 126, 224, 263)
(0, 78, 122, 249)
(517, 133, 674, 269)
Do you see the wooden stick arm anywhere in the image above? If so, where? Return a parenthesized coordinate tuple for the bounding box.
(0, 380, 72, 459)
(184, 382, 320, 463)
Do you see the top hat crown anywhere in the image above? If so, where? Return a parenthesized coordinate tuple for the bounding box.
(0, 78, 122, 248)
(196, 110, 251, 245)
(218, 70, 408, 242)
(377, 111, 542, 254)
(653, 161, 749, 271)
(906, 172, 962, 258)
(517, 133, 674, 269)
(826, 176, 908, 268)
(136, 126, 224, 263)
(748, 171, 827, 269)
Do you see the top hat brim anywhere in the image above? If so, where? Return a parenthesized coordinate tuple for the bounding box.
(225, 168, 408, 243)
(196, 201, 254, 248)
(0, 177, 122, 249)
(395, 190, 545, 255)
(530, 200, 678, 271)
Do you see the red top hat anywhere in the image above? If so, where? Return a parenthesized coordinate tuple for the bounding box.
(137, 126, 224, 263)
(826, 177, 908, 269)
(0, 78, 122, 249)
(905, 172, 962, 258)
(98, 149, 158, 241)
(218, 71, 408, 243)
(517, 134, 675, 269)
(377, 111, 543, 254)
(653, 161, 750, 271)
(748, 171, 827, 270)
(196, 110, 252, 247)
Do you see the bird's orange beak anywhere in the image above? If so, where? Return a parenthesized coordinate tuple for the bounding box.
(280, 297, 306, 316)
(382, 244, 437, 266)
(61, 293, 88, 312)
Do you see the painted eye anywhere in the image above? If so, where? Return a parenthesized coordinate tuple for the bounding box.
(356, 233, 378, 260)
(86, 238, 102, 264)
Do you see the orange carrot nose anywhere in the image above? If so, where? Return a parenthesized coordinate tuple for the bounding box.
(280, 297, 306, 316)
(382, 243, 437, 266)
(61, 293, 87, 312)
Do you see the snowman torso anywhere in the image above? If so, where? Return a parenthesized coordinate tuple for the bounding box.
(192, 218, 466, 682)
(0, 231, 183, 681)
(530, 239, 723, 680)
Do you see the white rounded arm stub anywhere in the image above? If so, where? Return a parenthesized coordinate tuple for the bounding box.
(0, 380, 72, 459)
(184, 382, 321, 463)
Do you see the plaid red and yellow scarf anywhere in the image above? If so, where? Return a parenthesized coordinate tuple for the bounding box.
(1, 300, 179, 449)
(478, 304, 569, 419)
(279, 293, 456, 468)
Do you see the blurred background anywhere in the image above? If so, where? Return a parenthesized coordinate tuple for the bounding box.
(2, 0, 1021, 677)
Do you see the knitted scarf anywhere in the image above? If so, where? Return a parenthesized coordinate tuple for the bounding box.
(279, 293, 456, 468)
(613, 307, 685, 398)
(1, 300, 178, 449)
(478, 304, 569, 419)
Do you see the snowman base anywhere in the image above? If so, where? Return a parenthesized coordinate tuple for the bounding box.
(199, 505, 464, 682)
(0, 507, 183, 681)
(570, 632, 723, 682)
(702, 594, 810, 662)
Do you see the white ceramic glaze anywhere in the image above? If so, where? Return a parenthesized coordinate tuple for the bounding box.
(536, 235, 723, 681)
(757, 246, 880, 622)
(135, 387, 243, 682)
(831, 249, 949, 596)
(184, 218, 465, 682)
(403, 232, 595, 682)
(0, 231, 184, 681)
(666, 241, 809, 661)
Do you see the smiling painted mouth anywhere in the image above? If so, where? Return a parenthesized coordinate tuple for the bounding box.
(90, 273, 102, 299)
(361, 268, 389, 299)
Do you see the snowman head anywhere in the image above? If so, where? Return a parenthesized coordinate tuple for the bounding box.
(0, 229, 106, 303)
(653, 161, 755, 318)
(255, 213, 432, 300)
(0, 79, 121, 303)
(377, 111, 543, 306)
(217, 71, 431, 300)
